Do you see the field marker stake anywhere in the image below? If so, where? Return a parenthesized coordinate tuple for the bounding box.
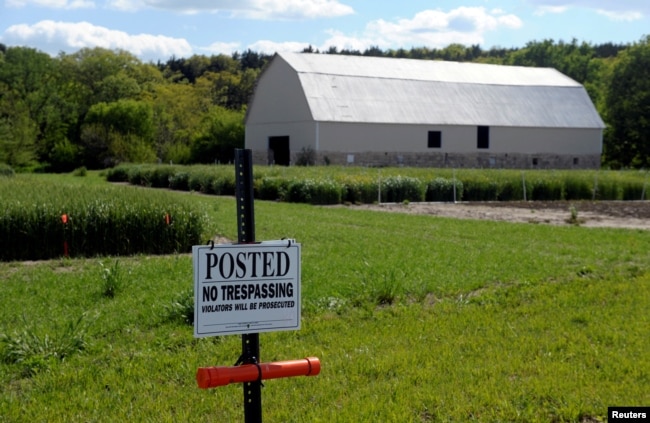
(61, 214, 69, 257)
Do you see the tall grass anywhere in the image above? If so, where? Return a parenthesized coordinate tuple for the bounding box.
(0, 174, 206, 261)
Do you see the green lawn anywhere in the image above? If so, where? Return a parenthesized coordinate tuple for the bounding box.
(0, 173, 648, 422)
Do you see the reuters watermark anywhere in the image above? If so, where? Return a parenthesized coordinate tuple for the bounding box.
(608, 407, 650, 422)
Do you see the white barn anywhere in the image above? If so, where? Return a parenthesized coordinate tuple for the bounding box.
(245, 52, 605, 169)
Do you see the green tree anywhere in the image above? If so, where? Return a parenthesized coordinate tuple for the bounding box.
(81, 99, 155, 166)
(0, 86, 37, 168)
(151, 82, 208, 164)
(604, 36, 650, 168)
(190, 106, 245, 163)
(0, 46, 78, 170)
(58, 48, 144, 113)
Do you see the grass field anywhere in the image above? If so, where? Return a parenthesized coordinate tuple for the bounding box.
(1, 172, 649, 422)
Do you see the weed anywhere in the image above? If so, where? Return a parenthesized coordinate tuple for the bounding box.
(357, 268, 400, 306)
(295, 147, 316, 166)
(73, 166, 88, 177)
(100, 260, 126, 298)
(567, 204, 583, 225)
(0, 313, 92, 376)
(0, 163, 15, 177)
(165, 289, 194, 325)
(577, 266, 594, 277)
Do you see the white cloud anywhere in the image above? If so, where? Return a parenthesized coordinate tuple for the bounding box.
(107, 0, 354, 19)
(239, 0, 354, 20)
(319, 7, 522, 52)
(320, 29, 378, 52)
(199, 41, 242, 55)
(6, 0, 94, 8)
(534, 5, 568, 16)
(247, 39, 309, 54)
(1, 20, 192, 61)
(527, 1, 647, 20)
(596, 9, 643, 21)
(106, 0, 142, 11)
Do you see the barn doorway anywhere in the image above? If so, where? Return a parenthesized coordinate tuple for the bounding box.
(268, 136, 290, 166)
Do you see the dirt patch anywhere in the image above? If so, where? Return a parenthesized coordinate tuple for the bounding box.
(342, 201, 650, 230)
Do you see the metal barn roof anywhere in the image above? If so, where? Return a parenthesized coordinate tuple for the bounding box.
(276, 52, 605, 129)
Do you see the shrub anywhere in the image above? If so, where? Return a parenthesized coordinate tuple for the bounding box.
(169, 172, 190, 191)
(287, 178, 342, 205)
(530, 178, 563, 201)
(564, 175, 593, 200)
(73, 166, 88, 177)
(105, 165, 130, 182)
(127, 166, 149, 186)
(495, 174, 525, 201)
(340, 176, 378, 204)
(149, 166, 178, 188)
(0, 163, 15, 177)
(188, 170, 214, 193)
(380, 176, 424, 203)
(295, 147, 316, 166)
(496, 181, 522, 201)
(426, 177, 463, 202)
(256, 176, 289, 201)
(211, 173, 236, 196)
(621, 181, 645, 200)
(594, 178, 620, 200)
(462, 176, 499, 201)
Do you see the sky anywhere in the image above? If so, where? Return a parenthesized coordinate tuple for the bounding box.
(1, 0, 649, 63)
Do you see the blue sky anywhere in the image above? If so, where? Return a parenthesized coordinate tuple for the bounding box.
(1, 0, 649, 62)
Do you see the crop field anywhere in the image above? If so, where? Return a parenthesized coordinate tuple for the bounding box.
(0, 171, 649, 422)
(107, 164, 650, 205)
(0, 173, 204, 261)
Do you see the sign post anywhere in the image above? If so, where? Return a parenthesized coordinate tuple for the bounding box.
(193, 149, 318, 423)
(236, 148, 261, 423)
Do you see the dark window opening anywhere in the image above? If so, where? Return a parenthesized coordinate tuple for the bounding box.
(428, 131, 441, 148)
(573, 157, 579, 165)
(268, 136, 290, 166)
(477, 126, 489, 149)
(532, 158, 539, 166)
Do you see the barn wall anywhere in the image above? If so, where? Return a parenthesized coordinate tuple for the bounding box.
(315, 122, 602, 155)
(245, 58, 312, 125)
(246, 105, 603, 169)
(492, 127, 602, 155)
(246, 122, 317, 164)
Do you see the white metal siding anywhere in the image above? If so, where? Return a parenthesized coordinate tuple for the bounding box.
(315, 123, 602, 155)
(245, 58, 313, 125)
(245, 122, 316, 152)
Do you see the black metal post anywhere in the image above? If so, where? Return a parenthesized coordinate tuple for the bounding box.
(235, 149, 262, 423)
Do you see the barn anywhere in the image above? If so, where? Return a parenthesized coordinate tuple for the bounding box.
(244, 52, 605, 169)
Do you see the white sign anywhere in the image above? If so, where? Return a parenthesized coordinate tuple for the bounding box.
(193, 239, 301, 338)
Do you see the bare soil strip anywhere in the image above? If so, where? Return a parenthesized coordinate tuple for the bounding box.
(343, 201, 650, 230)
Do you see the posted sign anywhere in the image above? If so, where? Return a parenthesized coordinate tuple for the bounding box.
(193, 240, 301, 338)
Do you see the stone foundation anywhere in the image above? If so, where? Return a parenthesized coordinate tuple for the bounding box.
(254, 150, 601, 169)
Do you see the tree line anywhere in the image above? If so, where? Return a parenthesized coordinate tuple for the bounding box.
(0, 36, 649, 171)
